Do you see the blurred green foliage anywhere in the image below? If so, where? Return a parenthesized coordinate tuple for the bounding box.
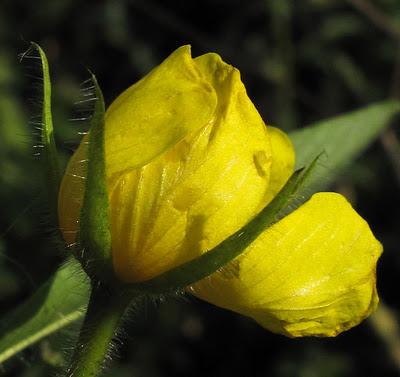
(1, 0, 400, 376)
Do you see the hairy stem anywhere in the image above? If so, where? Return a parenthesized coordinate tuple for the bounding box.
(65, 285, 131, 377)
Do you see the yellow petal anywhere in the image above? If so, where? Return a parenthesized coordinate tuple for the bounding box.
(190, 192, 382, 337)
(264, 126, 295, 204)
(58, 138, 88, 246)
(104, 45, 217, 179)
(111, 52, 272, 282)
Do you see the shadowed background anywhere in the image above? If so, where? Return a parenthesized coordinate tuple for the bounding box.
(1, 0, 400, 376)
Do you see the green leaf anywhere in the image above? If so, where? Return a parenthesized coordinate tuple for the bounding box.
(79, 74, 113, 281)
(127, 160, 319, 295)
(0, 259, 89, 364)
(29, 43, 61, 222)
(289, 100, 400, 192)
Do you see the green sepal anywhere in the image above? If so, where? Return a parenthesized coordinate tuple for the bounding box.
(30, 43, 61, 222)
(126, 156, 320, 295)
(78, 74, 113, 281)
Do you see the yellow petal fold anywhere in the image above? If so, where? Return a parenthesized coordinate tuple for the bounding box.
(110, 52, 272, 282)
(104, 45, 217, 179)
(190, 192, 382, 337)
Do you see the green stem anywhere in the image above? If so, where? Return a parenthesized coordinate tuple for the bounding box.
(66, 285, 132, 377)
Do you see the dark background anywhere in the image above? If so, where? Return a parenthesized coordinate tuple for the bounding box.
(1, 0, 400, 376)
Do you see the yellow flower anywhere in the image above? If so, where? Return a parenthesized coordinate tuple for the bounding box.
(58, 46, 382, 337)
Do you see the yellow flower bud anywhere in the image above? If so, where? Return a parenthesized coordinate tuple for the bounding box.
(58, 46, 382, 337)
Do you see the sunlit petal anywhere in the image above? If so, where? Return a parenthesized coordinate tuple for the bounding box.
(191, 192, 382, 337)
